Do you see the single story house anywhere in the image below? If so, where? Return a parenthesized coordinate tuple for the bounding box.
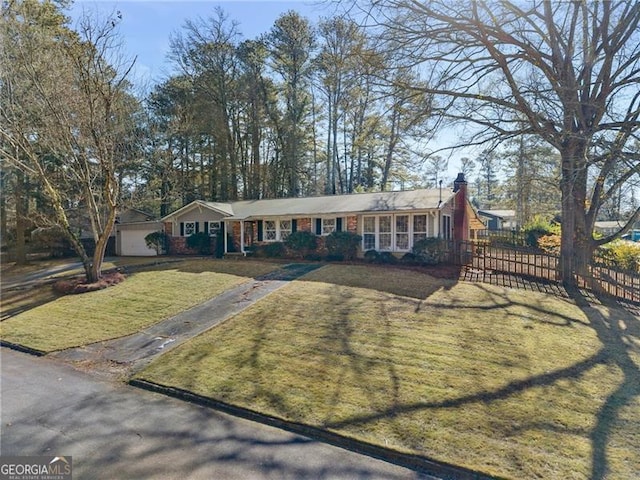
(160, 174, 478, 257)
(477, 209, 517, 230)
(595, 220, 640, 242)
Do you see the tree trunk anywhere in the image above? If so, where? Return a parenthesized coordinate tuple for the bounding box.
(559, 141, 591, 287)
(14, 170, 27, 265)
(381, 109, 399, 191)
(0, 169, 7, 248)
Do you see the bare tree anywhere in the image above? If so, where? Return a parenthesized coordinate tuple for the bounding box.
(500, 135, 561, 225)
(169, 8, 242, 201)
(1, 1, 138, 282)
(367, 0, 640, 284)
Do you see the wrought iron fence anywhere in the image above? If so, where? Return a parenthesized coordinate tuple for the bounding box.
(446, 240, 639, 304)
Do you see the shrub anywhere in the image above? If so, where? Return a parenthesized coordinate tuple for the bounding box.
(285, 231, 318, 259)
(144, 231, 169, 255)
(364, 250, 379, 262)
(400, 252, 419, 265)
(412, 237, 447, 265)
(377, 251, 397, 264)
(325, 231, 362, 261)
(186, 232, 212, 255)
(254, 242, 286, 258)
(523, 216, 560, 248)
(303, 252, 323, 262)
(363, 249, 397, 264)
(597, 240, 640, 272)
(537, 234, 561, 255)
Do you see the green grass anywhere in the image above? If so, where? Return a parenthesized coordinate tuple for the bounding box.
(0, 259, 280, 352)
(137, 264, 640, 480)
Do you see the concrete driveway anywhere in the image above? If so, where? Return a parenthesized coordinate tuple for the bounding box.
(1, 349, 434, 480)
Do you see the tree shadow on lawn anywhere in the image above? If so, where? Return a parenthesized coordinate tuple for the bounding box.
(573, 291, 640, 480)
(317, 285, 639, 480)
(0, 284, 62, 321)
(0, 258, 284, 322)
(299, 263, 462, 301)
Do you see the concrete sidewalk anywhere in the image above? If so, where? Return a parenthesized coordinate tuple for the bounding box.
(1, 261, 85, 290)
(51, 263, 323, 375)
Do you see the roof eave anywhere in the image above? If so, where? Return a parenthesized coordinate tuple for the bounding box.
(161, 200, 233, 221)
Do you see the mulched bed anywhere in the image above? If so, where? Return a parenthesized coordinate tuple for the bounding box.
(53, 270, 126, 294)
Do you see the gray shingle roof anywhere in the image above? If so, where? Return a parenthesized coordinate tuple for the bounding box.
(478, 209, 516, 219)
(163, 188, 455, 222)
(223, 188, 454, 220)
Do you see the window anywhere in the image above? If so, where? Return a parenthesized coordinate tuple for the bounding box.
(379, 215, 392, 251)
(264, 220, 277, 241)
(322, 218, 336, 235)
(396, 215, 409, 250)
(184, 221, 195, 236)
(279, 219, 292, 240)
(413, 215, 427, 243)
(363, 216, 376, 250)
(443, 215, 451, 240)
(209, 221, 221, 236)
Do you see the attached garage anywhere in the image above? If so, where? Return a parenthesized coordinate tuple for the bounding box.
(116, 221, 163, 256)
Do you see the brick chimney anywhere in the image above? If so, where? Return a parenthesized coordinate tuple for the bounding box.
(453, 173, 469, 242)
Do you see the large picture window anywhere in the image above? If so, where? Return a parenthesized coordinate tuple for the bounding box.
(363, 213, 437, 252)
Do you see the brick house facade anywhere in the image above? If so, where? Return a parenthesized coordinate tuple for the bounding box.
(160, 175, 479, 257)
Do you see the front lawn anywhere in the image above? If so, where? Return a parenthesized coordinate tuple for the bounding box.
(0, 259, 280, 352)
(137, 264, 640, 480)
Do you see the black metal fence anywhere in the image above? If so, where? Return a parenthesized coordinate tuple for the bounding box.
(447, 240, 640, 304)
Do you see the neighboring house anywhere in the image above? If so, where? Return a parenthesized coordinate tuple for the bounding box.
(161, 174, 478, 257)
(115, 209, 163, 256)
(595, 220, 640, 242)
(477, 209, 517, 230)
(594, 220, 625, 237)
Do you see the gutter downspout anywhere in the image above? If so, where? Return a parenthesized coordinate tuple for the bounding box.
(437, 180, 442, 238)
(224, 221, 228, 255)
(240, 221, 245, 255)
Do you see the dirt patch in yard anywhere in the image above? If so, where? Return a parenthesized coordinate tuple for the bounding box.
(53, 270, 126, 294)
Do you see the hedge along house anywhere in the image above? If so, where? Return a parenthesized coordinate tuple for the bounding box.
(161, 173, 474, 257)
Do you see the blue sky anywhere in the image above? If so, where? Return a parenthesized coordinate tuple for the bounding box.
(67, 0, 474, 174)
(68, 1, 329, 88)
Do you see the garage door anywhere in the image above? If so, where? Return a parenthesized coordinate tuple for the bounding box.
(119, 228, 159, 256)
